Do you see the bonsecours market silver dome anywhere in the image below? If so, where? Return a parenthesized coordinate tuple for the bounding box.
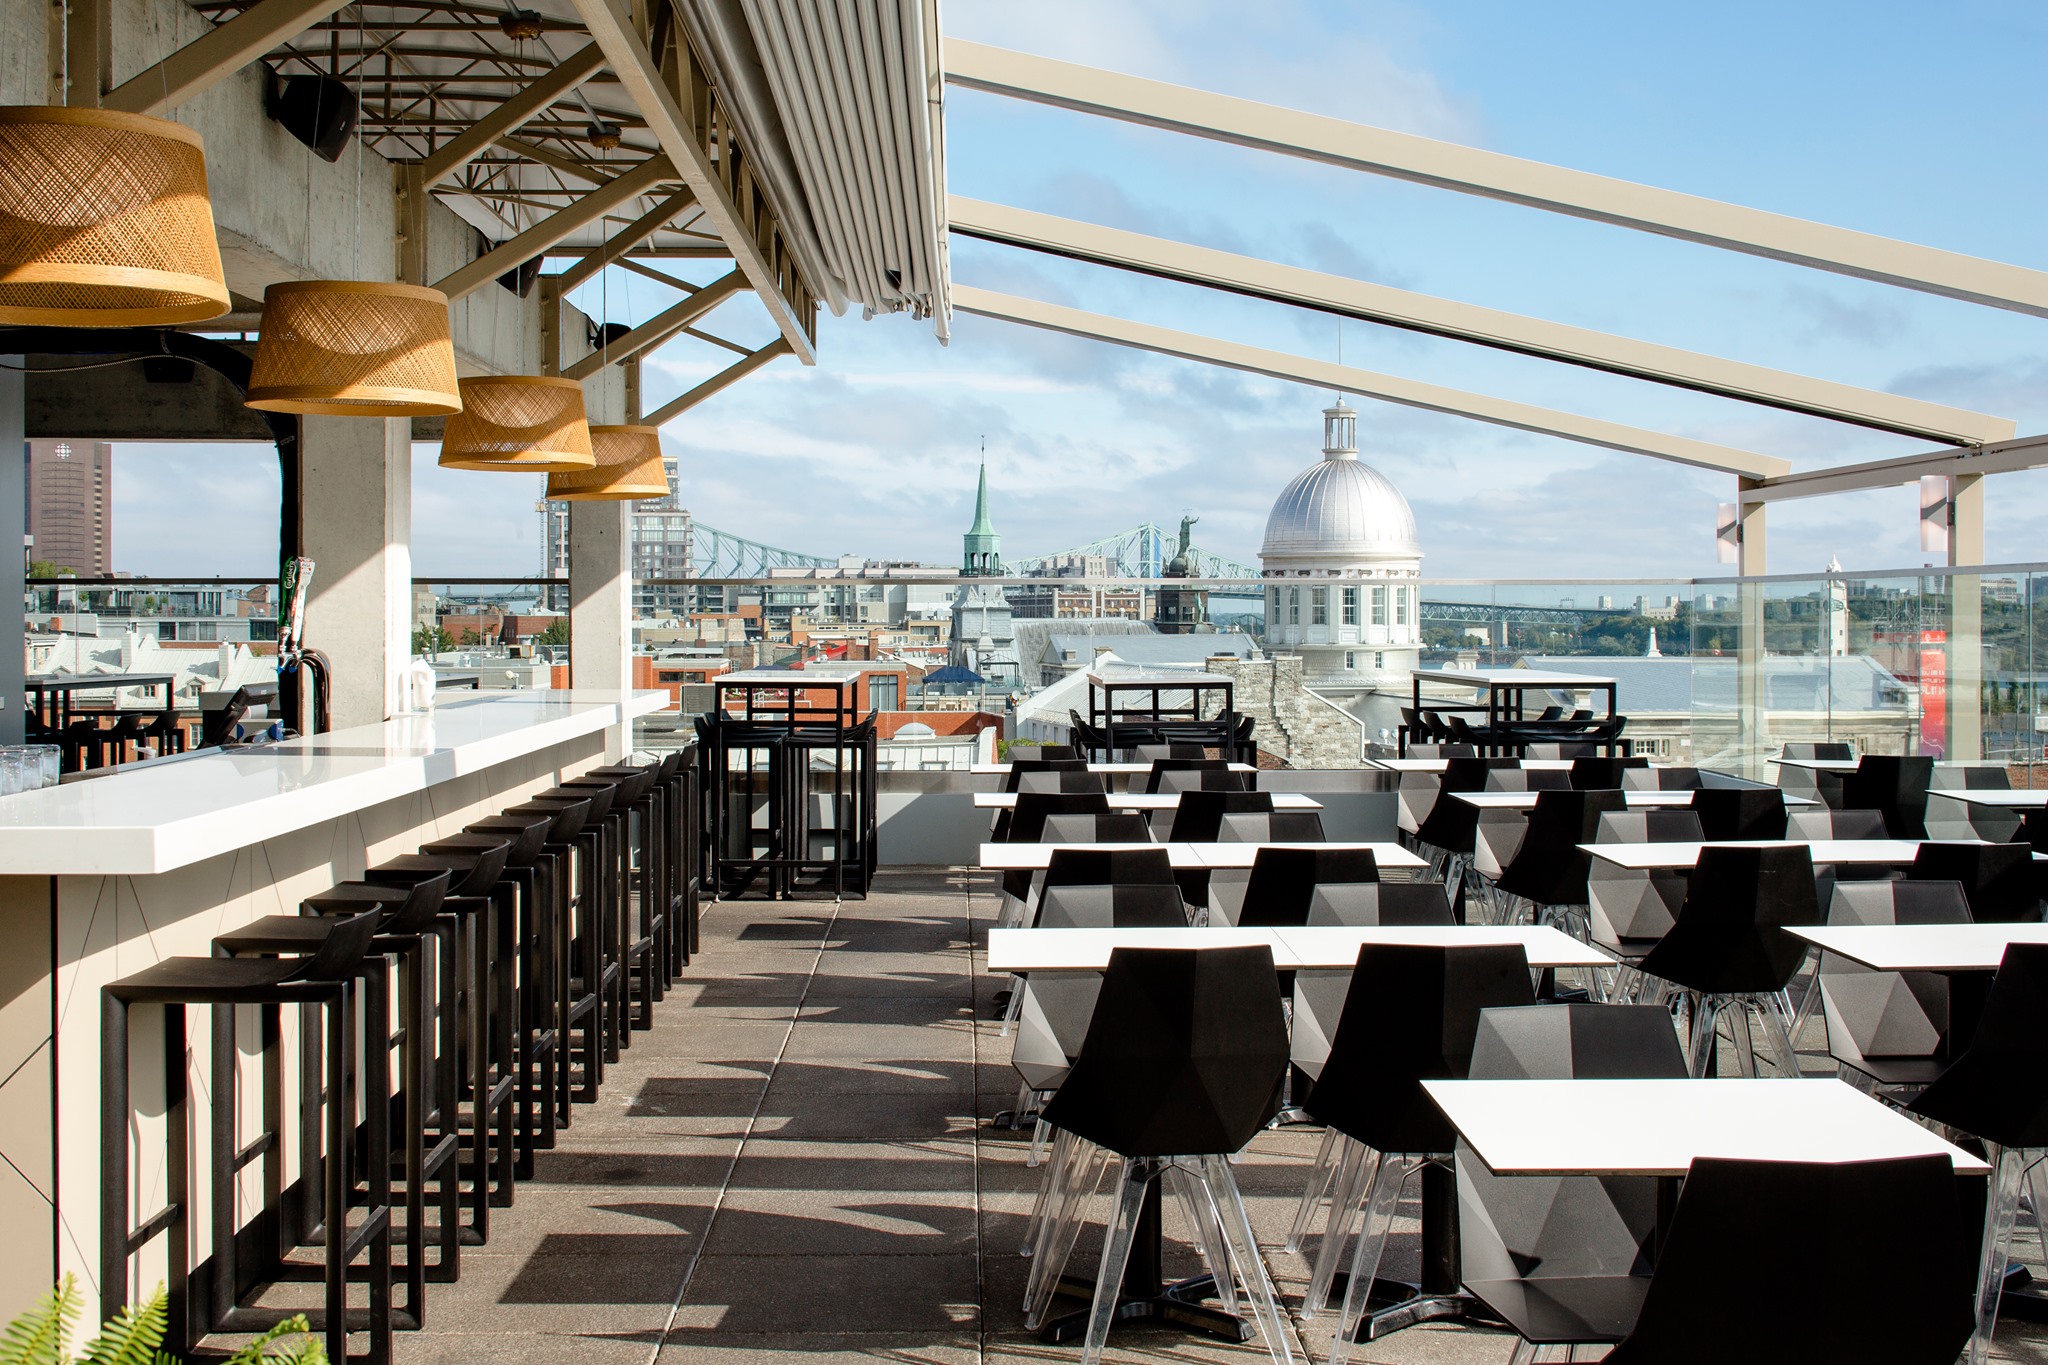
(1260, 401, 1419, 560)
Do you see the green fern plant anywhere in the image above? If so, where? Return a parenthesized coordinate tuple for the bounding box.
(0, 1280, 324, 1365)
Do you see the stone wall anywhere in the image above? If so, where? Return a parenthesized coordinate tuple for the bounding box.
(1207, 655, 1366, 769)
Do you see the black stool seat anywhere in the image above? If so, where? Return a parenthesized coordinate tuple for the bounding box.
(371, 844, 511, 897)
(105, 953, 331, 999)
(465, 812, 553, 865)
(504, 796, 593, 843)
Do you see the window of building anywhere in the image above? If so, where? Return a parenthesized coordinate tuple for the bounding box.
(1288, 589, 1300, 625)
(1375, 651, 1384, 669)
(1345, 651, 1356, 669)
(1341, 587, 1358, 625)
(871, 675, 899, 710)
(1311, 588, 1328, 625)
(1268, 586, 1280, 619)
(1371, 586, 1386, 626)
(1395, 586, 1410, 626)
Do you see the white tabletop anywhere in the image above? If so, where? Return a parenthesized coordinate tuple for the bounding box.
(1372, 758, 1579, 773)
(1413, 668, 1617, 689)
(1455, 790, 1813, 810)
(715, 668, 861, 687)
(1926, 789, 2048, 809)
(1424, 1077, 1988, 1177)
(973, 791, 1321, 811)
(976, 840, 1425, 871)
(1769, 757, 1860, 772)
(1088, 670, 1234, 688)
(969, 762, 1257, 776)
(1785, 923, 2048, 972)
(0, 690, 669, 877)
(987, 924, 1610, 973)
(1582, 839, 1937, 870)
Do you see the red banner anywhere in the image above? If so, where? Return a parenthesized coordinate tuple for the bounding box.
(1919, 630, 1948, 758)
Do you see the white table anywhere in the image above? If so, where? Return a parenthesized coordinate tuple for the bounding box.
(977, 841, 1426, 872)
(1926, 789, 2048, 809)
(1770, 756, 1860, 774)
(1581, 839, 1943, 871)
(970, 762, 1256, 776)
(1785, 923, 2048, 973)
(1456, 790, 1813, 811)
(987, 923, 1611, 973)
(973, 791, 1321, 811)
(1372, 758, 1578, 773)
(1424, 1077, 1988, 1178)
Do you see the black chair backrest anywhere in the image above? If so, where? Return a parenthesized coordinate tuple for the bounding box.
(1041, 945, 1289, 1158)
(289, 908, 386, 981)
(1007, 791, 1112, 843)
(1569, 756, 1628, 790)
(1037, 882, 1189, 929)
(1596, 810, 1707, 844)
(1469, 1002, 1688, 1080)
(1496, 789, 1627, 907)
(1038, 744, 1081, 761)
(1268, 810, 1327, 842)
(1043, 846, 1175, 890)
(1909, 842, 2041, 923)
(1238, 847, 1378, 927)
(1689, 786, 1787, 841)
(1306, 942, 1535, 1153)
(1168, 789, 1276, 842)
(1144, 757, 1231, 793)
(197, 686, 252, 748)
(1003, 757, 1091, 793)
(1910, 943, 2048, 1148)
(1637, 844, 1820, 993)
(508, 795, 592, 844)
(1841, 755, 1936, 838)
(1312, 881, 1455, 926)
(1604, 1155, 1973, 1365)
(2022, 809, 2048, 855)
(1041, 812, 1153, 844)
(1014, 769, 1110, 796)
(1534, 705, 1564, 723)
(1782, 741, 1855, 761)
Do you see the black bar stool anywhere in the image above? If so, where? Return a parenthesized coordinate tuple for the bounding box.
(580, 764, 669, 1031)
(365, 838, 515, 1243)
(514, 789, 614, 1104)
(103, 911, 390, 1364)
(466, 808, 566, 1171)
(213, 875, 453, 1325)
(556, 770, 643, 1047)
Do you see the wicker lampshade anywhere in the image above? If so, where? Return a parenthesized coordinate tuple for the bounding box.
(247, 281, 462, 416)
(0, 105, 230, 326)
(437, 375, 595, 471)
(545, 425, 669, 500)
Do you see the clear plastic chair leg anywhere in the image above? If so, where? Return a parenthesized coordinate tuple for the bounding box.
(1285, 1127, 1340, 1253)
(1729, 1001, 1758, 1077)
(999, 975, 1025, 1037)
(1166, 1163, 1238, 1319)
(1327, 1153, 1423, 1365)
(1030, 1115, 1053, 1166)
(1968, 1143, 2027, 1365)
(1757, 995, 1801, 1078)
(1200, 1152, 1298, 1365)
(1686, 994, 1721, 1077)
(1024, 1135, 1112, 1327)
(1305, 1139, 1380, 1317)
(1023, 1124, 1075, 1256)
(1080, 1157, 1159, 1365)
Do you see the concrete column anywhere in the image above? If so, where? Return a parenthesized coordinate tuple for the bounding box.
(0, 361, 22, 745)
(569, 499, 631, 758)
(1947, 473, 1984, 762)
(1734, 481, 1768, 778)
(300, 417, 411, 729)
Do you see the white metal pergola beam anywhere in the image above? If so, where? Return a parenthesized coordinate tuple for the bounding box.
(950, 197, 2014, 447)
(103, 0, 355, 113)
(642, 337, 793, 427)
(945, 40, 2048, 319)
(419, 43, 610, 188)
(570, 0, 817, 364)
(1740, 433, 2048, 503)
(431, 154, 674, 302)
(953, 285, 1790, 479)
(559, 269, 746, 380)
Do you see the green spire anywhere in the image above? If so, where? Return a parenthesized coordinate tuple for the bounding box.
(962, 457, 1002, 575)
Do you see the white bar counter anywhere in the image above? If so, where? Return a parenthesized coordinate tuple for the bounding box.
(0, 689, 669, 875)
(0, 689, 666, 1319)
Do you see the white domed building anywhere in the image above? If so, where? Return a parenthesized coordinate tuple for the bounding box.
(1260, 402, 1422, 731)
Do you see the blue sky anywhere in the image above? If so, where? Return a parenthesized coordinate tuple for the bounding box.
(114, 0, 2048, 582)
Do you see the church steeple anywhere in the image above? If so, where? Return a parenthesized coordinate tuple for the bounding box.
(961, 456, 1002, 576)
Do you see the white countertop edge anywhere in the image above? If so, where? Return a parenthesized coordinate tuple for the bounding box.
(0, 690, 668, 877)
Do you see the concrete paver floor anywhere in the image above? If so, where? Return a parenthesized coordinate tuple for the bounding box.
(397, 868, 2048, 1365)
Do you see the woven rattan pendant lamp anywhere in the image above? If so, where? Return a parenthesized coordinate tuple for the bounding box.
(246, 280, 462, 416)
(0, 105, 230, 325)
(438, 375, 595, 471)
(545, 424, 669, 500)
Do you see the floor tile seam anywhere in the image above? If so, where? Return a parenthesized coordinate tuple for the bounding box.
(646, 895, 841, 1365)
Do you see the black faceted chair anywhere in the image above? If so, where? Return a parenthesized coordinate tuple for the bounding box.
(1295, 943, 1535, 1331)
(1041, 846, 1176, 896)
(995, 792, 1115, 925)
(1016, 769, 1111, 797)
(1622, 766, 1703, 791)
(1488, 789, 1627, 935)
(1155, 767, 1256, 795)
(1003, 757, 1092, 793)
(1494, 1155, 1973, 1365)
(1594, 810, 1705, 844)
(1144, 757, 1233, 793)
(1026, 947, 1293, 1364)
(1412, 757, 1512, 890)
(1909, 943, 2048, 1365)
(1286, 884, 1456, 1098)
(1910, 842, 2041, 923)
(1786, 807, 1895, 896)
(1166, 789, 1275, 842)
(2019, 809, 2048, 854)
(1817, 880, 1971, 1093)
(1215, 809, 1326, 845)
(1782, 741, 1856, 761)
(1235, 847, 1379, 928)
(1011, 885, 1192, 1092)
(1634, 844, 1820, 1076)
(1457, 1005, 1687, 1354)
(1568, 756, 1630, 790)
(1841, 755, 1936, 838)
(1689, 786, 1788, 841)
